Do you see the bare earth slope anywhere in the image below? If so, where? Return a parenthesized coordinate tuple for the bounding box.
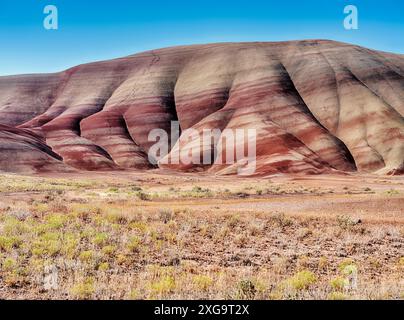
(0, 40, 403, 175)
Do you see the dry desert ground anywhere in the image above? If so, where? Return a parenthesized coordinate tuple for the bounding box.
(0, 171, 403, 300)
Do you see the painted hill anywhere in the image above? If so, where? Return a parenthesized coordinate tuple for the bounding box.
(0, 40, 403, 175)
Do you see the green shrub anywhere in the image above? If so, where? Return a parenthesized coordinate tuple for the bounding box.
(127, 236, 141, 252)
(284, 270, 317, 291)
(2, 257, 17, 272)
(328, 292, 348, 300)
(330, 277, 348, 291)
(193, 275, 213, 291)
(79, 250, 94, 263)
(0, 236, 22, 252)
(71, 278, 95, 299)
(92, 233, 109, 247)
(149, 276, 176, 296)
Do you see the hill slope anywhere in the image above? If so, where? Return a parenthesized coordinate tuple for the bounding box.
(0, 40, 403, 175)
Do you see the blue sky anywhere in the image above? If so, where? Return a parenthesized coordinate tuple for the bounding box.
(0, 0, 403, 75)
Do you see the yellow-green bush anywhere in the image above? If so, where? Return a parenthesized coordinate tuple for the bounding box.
(193, 275, 213, 291)
(330, 277, 348, 291)
(149, 275, 176, 296)
(283, 270, 317, 291)
(70, 277, 95, 299)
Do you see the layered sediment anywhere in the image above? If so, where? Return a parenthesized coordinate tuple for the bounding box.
(0, 40, 403, 175)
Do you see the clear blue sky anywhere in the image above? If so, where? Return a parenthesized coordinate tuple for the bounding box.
(0, 0, 403, 75)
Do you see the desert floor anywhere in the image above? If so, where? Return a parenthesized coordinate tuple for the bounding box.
(0, 170, 403, 299)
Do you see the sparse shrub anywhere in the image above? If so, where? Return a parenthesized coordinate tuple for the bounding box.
(167, 256, 181, 266)
(368, 257, 382, 270)
(328, 291, 348, 300)
(296, 227, 312, 239)
(227, 214, 240, 228)
(49, 200, 69, 213)
(267, 290, 283, 300)
(159, 208, 173, 224)
(336, 260, 358, 291)
(116, 254, 128, 266)
(135, 191, 151, 201)
(283, 270, 317, 291)
(127, 236, 141, 252)
(272, 256, 290, 274)
(32, 203, 49, 215)
(163, 232, 177, 244)
(2, 257, 17, 272)
(187, 186, 213, 198)
(248, 221, 263, 236)
(74, 208, 92, 221)
(98, 262, 109, 271)
(8, 210, 31, 221)
(336, 215, 361, 230)
(338, 259, 356, 272)
(149, 276, 176, 296)
(341, 264, 358, 277)
(101, 245, 116, 257)
(92, 233, 109, 247)
(3, 270, 28, 288)
(271, 212, 293, 228)
(234, 233, 248, 247)
(330, 277, 349, 291)
(129, 289, 140, 299)
(46, 214, 67, 229)
(61, 233, 79, 258)
(129, 221, 148, 232)
(3, 217, 29, 235)
(398, 257, 404, 268)
(71, 278, 95, 299)
(192, 186, 203, 193)
(79, 250, 94, 263)
(44, 191, 58, 202)
(167, 220, 178, 231)
(296, 255, 310, 270)
(193, 275, 213, 291)
(215, 225, 230, 240)
(386, 189, 399, 196)
(31, 232, 62, 257)
(106, 211, 128, 225)
(317, 256, 329, 271)
(235, 192, 249, 198)
(236, 279, 256, 299)
(0, 236, 22, 252)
